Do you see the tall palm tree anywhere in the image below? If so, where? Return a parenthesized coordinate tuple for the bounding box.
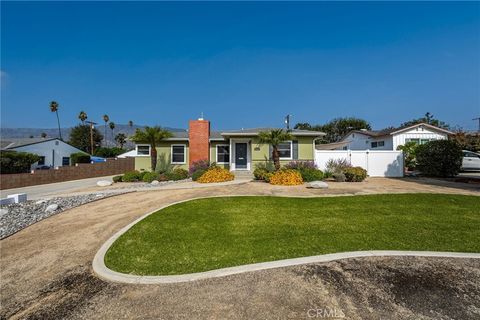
(49, 101, 62, 140)
(128, 120, 133, 135)
(131, 126, 173, 171)
(103, 114, 109, 146)
(78, 111, 88, 124)
(258, 129, 292, 170)
(109, 122, 115, 144)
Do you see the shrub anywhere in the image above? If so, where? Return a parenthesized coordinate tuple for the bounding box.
(333, 172, 346, 182)
(122, 170, 142, 182)
(264, 172, 274, 183)
(284, 160, 317, 170)
(197, 167, 235, 183)
(416, 140, 463, 177)
(343, 167, 367, 182)
(397, 142, 419, 170)
(70, 152, 91, 165)
(166, 168, 189, 181)
(189, 159, 210, 176)
(112, 175, 123, 183)
(325, 158, 351, 175)
(0, 151, 40, 174)
(93, 147, 124, 158)
(253, 167, 269, 180)
(298, 167, 324, 182)
(254, 161, 275, 173)
(269, 169, 303, 186)
(155, 153, 174, 174)
(158, 173, 169, 182)
(191, 169, 206, 181)
(142, 171, 160, 183)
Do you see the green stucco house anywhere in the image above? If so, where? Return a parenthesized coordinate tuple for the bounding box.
(133, 118, 325, 172)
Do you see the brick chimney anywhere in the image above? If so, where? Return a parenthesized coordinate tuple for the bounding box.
(188, 118, 210, 166)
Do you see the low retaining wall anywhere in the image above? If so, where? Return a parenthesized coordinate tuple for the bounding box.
(0, 157, 134, 190)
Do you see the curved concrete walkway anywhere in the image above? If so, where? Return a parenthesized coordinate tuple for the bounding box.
(93, 196, 480, 284)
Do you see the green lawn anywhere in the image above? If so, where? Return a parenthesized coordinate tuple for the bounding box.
(105, 194, 480, 275)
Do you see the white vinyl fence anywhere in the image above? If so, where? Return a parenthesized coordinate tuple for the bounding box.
(315, 150, 404, 177)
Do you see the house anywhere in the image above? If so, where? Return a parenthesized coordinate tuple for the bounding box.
(133, 118, 325, 171)
(318, 123, 453, 151)
(1, 138, 84, 169)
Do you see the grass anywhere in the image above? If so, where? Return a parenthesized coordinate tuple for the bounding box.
(105, 194, 480, 275)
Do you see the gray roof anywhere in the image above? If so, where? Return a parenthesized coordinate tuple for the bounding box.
(343, 122, 453, 140)
(1, 138, 60, 150)
(220, 128, 325, 136)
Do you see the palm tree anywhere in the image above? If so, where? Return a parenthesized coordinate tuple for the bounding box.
(131, 126, 173, 171)
(41, 132, 47, 138)
(258, 129, 292, 171)
(109, 122, 115, 144)
(103, 114, 109, 146)
(49, 101, 62, 140)
(128, 120, 133, 135)
(78, 111, 88, 124)
(115, 133, 127, 148)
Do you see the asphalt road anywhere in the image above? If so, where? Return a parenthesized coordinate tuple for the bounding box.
(0, 175, 116, 200)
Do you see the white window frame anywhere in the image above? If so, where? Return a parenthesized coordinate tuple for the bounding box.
(171, 144, 186, 164)
(216, 144, 230, 164)
(278, 141, 293, 160)
(136, 144, 151, 157)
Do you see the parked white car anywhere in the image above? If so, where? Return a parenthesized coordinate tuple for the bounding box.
(461, 150, 480, 171)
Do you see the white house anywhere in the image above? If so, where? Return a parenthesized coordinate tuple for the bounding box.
(318, 123, 453, 151)
(1, 138, 84, 169)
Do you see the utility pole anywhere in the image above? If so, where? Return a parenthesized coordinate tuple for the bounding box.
(85, 120, 97, 155)
(285, 114, 291, 130)
(473, 117, 480, 132)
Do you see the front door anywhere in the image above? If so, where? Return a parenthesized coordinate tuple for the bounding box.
(235, 143, 248, 169)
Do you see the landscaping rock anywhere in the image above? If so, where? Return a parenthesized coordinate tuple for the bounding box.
(306, 181, 329, 189)
(150, 180, 160, 186)
(97, 180, 113, 187)
(45, 204, 59, 213)
(35, 199, 47, 205)
(0, 208, 8, 217)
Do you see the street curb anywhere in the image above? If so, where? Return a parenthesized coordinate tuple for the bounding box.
(92, 196, 480, 284)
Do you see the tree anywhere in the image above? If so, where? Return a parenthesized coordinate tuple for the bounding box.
(258, 129, 292, 171)
(131, 126, 173, 171)
(453, 131, 480, 152)
(397, 141, 419, 171)
(416, 140, 462, 177)
(49, 101, 62, 140)
(103, 114, 110, 146)
(115, 133, 127, 148)
(128, 120, 133, 128)
(41, 132, 47, 138)
(78, 111, 88, 124)
(69, 124, 103, 154)
(295, 117, 371, 143)
(400, 112, 450, 130)
(109, 122, 115, 143)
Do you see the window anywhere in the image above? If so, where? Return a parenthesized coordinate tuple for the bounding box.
(405, 138, 420, 144)
(137, 145, 150, 156)
(62, 157, 70, 166)
(278, 141, 292, 159)
(38, 156, 45, 165)
(420, 139, 431, 145)
(216, 145, 229, 163)
(371, 141, 385, 148)
(171, 145, 186, 164)
(464, 151, 480, 158)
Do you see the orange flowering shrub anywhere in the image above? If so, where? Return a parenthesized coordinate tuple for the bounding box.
(197, 167, 235, 183)
(269, 169, 303, 186)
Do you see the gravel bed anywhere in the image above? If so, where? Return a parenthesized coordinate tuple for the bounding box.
(111, 178, 192, 190)
(0, 191, 132, 239)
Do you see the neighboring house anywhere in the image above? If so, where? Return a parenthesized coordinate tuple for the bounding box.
(318, 123, 453, 151)
(133, 118, 325, 171)
(1, 138, 84, 169)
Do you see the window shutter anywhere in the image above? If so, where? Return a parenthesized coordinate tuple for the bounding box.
(269, 144, 273, 160)
(293, 140, 298, 159)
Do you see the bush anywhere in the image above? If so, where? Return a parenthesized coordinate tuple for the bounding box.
(191, 169, 206, 181)
(158, 173, 169, 182)
(71, 152, 91, 165)
(122, 170, 142, 182)
(343, 167, 367, 182)
(197, 167, 235, 183)
(0, 151, 40, 174)
(416, 140, 463, 177)
(189, 159, 210, 176)
(298, 167, 324, 182)
(253, 167, 269, 180)
(142, 171, 160, 183)
(264, 172, 274, 183)
(166, 168, 189, 181)
(112, 175, 123, 183)
(284, 160, 317, 170)
(254, 161, 275, 172)
(397, 142, 419, 171)
(333, 172, 346, 182)
(93, 147, 124, 158)
(269, 169, 303, 186)
(325, 158, 351, 175)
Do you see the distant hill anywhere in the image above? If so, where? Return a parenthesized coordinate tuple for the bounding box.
(0, 124, 185, 148)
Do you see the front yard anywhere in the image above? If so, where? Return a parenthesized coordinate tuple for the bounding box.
(105, 194, 480, 275)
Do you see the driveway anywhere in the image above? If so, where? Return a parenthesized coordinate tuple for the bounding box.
(1, 180, 479, 319)
(0, 175, 117, 200)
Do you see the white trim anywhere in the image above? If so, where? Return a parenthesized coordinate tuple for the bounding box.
(278, 140, 293, 160)
(171, 144, 186, 164)
(135, 144, 151, 157)
(215, 144, 230, 164)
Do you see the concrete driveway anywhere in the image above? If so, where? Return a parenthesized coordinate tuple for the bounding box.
(1, 179, 479, 319)
(0, 175, 117, 200)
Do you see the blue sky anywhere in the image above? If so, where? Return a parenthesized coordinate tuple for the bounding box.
(1, 2, 479, 131)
